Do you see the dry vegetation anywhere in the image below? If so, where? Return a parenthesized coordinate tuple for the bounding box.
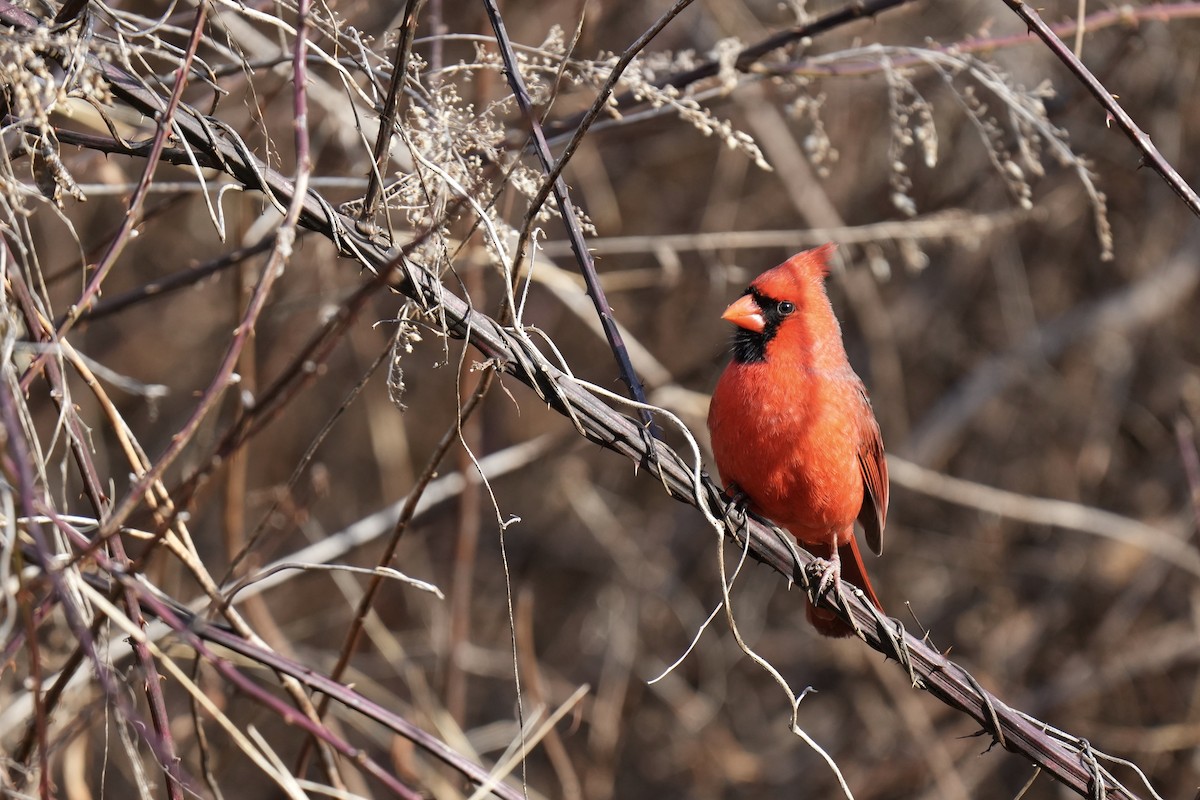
(2, 0, 1200, 798)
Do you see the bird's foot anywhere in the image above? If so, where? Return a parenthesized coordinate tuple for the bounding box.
(807, 552, 865, 638)
(721, 485, 751, 529)
(810, 549, 844, 607)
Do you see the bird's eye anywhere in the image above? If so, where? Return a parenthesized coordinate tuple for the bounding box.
(778, 301, 796, 315)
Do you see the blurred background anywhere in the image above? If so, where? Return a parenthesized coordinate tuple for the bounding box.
(3, 0, 1200, 798)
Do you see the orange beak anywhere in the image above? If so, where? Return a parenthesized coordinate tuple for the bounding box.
(721, 294, 765, 333)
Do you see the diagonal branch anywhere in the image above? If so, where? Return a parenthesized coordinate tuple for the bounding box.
(361, 0, 424, 219)
(999, 0, 1200, 218)
(512, 0, 696, 287)
(482, 0, 659, 439)
(75, 563, 523, 800)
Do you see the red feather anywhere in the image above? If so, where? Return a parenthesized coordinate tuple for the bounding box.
(708, 245, 888, 638)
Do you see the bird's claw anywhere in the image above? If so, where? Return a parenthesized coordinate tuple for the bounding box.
(811, 557, 839, 602)
(721, 486, 751, 529)
(809, 551, 845, 609)
(808, 552, 868, 639)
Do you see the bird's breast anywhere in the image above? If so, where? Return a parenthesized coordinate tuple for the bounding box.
(709, 362, 865, 545)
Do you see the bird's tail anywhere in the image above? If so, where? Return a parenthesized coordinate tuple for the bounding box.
(805, 535, 883, 638)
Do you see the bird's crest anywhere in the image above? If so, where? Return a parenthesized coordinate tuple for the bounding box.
(751, 244, 836, 299)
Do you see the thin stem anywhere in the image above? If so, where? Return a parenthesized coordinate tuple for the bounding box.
(482, 0, 660, 440)
(513, 0, 696, 297)
(544, 0, 917, 138)
(361, 0, 424, 219)
(294, 369, 495, 774)
(1000, 0, 1200, 218)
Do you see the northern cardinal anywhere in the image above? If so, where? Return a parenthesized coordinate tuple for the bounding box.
(707, 245, 888, 637)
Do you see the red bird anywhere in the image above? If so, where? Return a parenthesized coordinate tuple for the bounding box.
(707, 245, 888, 637)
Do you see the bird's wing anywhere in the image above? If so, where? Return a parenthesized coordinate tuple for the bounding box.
(855, 388, 888, 555)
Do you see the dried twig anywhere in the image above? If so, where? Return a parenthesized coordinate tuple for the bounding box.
(483, 0, 658, 438)
(543, 0, 917, 138)
(999, 0, 1200, 217)
(361, 0, 423, 220)
(78, 235, 280, 322)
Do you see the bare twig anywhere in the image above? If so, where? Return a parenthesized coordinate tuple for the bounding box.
(113, 567, 523, 800)
(5, 251, 186, 796)
(482, 0, 659, 439)
(543, 0, 917, 138)
(76, 568, 428, 800)
(44, 0, 211, 343)
(999, 0, 1200, 218)
(361, 0, 423, 219)
(295, 367, 496, 773)
(513, 0, 697, 270)
(0, 395, 189, 796)
(78, 235, 279, 322)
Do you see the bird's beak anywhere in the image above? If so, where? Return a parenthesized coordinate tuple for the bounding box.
(721, 294, 765, 333)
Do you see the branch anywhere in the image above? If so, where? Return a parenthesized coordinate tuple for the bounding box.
(542, 0, 918, 139)
(361, 0, 422, 219)
(81, 566, 522, 799)
(1000, 0, 1200, 218)
(482, 0, 659, 438)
